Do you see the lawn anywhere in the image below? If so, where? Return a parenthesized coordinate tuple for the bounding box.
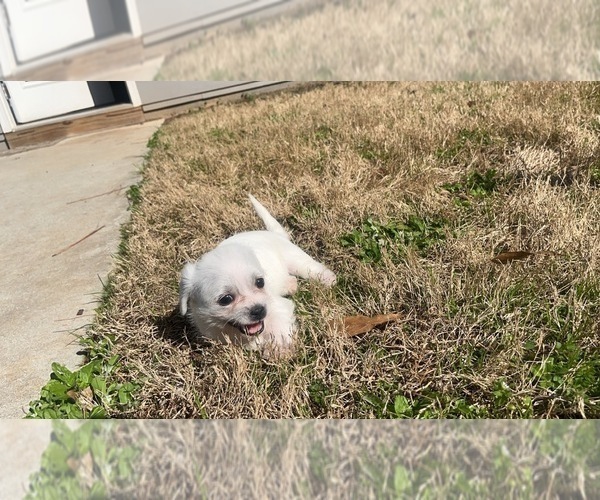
(23, 420, 600, 498)
(29, 82, 600, 419)
(157, 0, 600, 80)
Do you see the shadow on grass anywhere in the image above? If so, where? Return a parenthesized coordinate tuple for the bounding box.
(152, 307, 211, 351)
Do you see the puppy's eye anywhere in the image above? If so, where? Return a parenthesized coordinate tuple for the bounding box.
(255, 278, 265, 289)
(217, 294, 234, 306)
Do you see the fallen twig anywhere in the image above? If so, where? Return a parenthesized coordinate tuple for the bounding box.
(52, 226, 105, 257)
(66, 187, 126, 205)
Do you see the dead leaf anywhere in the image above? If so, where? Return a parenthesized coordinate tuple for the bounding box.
(67, 456, 80, 472)
(77, 386, 95, 412)
(78, 452, 96, 488)
(332, 313, 402, 337)
(491, 251, 535, 264)
(66, 386, 95, 411)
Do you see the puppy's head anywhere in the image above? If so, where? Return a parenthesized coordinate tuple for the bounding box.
(180, 245, 269, 339)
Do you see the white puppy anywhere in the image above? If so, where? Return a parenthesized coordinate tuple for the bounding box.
(179, 195, 336, 355)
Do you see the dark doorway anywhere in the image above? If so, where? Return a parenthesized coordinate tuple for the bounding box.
(87, 82, 131, 108)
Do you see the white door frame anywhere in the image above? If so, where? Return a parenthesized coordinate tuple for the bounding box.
(125, 81, 142, 107)
(0, 83, 17, 133)
(124, 0, 142, 38)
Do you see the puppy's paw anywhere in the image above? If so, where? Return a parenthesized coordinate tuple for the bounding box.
(260, 330, 295, 360)
(319, 269, 337, 287)
(261, 342, 294, 361)
(286, 276, 299, 295)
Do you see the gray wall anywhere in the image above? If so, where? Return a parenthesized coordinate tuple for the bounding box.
(135, 0, 288, 43)
(136, 0, 249, 34)
(136, 81, 283, 111)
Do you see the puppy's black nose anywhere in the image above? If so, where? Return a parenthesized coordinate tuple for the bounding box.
(249, 304, 267, 321)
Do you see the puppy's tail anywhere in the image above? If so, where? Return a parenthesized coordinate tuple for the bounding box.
(249, 194, 290, 239)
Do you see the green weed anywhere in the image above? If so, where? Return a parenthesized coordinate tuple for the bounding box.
(26, 339, 140, 419)
(208, 126, 235, 142)
(145, 129, 163, 150)
(443, 168, 502, 208)
(340, 215, 446, 264)
(313, 124, 334, 142)
(588, 159, 600, 186)
(491, 379, 534, 418)
(436, 128, 492, 162)
(241, 92, 257, 103)
(308, 379, 332, 412)
(358, 422, 600, 498)
(355, 137, 392, 163)
(25, 421, 138, 499)
(529, 340, 600, 414)
(125, 184, 142, 210)
(357, 389, 489, 419)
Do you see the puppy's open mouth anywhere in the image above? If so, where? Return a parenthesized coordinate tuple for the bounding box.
(230, 320, 265, 337)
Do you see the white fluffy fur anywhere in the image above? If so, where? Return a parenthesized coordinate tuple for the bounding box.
(179, 195, 336, 356)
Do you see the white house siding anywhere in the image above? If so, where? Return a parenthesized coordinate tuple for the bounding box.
(135, 0, 289, 44)
(136, 81, 287, 112)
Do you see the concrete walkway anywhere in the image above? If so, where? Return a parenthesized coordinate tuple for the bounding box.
(0, 421, 52, 498)
(0, 120, 162, 418)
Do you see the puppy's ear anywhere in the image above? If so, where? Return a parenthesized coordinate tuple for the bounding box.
(179, 263, 196, 316)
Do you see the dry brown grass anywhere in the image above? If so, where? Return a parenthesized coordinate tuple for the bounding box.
(158, 0, 600, 80)
(123, 421, 600, 498)
(34, 420, 600, 498)
(93, 82, 600, 419)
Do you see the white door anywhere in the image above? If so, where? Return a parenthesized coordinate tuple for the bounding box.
(3, 81, 95, 123)
(3, 0, 95, 62)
